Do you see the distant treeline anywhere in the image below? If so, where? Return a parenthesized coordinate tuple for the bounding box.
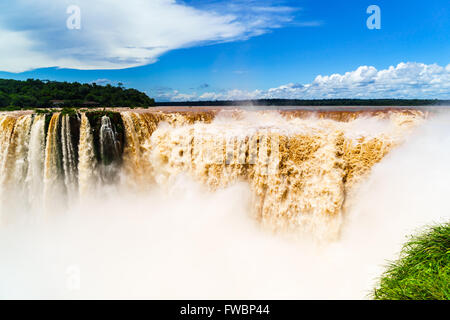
(0, 78, 155, 109)
(156, 99, 450, 107)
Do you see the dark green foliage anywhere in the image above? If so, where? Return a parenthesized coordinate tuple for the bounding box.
(0, 91, 11, 107)
(373, 223, 450, 300)
(0, 78, 155, 108)
(156, 99, 450, 107)
(35, 108, 53, 114)
(61, 107, 78, 117)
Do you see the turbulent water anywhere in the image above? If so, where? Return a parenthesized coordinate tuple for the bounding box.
(0, 108, 448, 299)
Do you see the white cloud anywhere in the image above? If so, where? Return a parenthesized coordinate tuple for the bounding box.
(158, 62, 450, 101)
(0, 28, 78, 72)
(0, 0, 296, 72)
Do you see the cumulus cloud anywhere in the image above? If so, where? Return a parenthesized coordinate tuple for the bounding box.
(0, 0, 296, 72)
(159, 62, 450, 101)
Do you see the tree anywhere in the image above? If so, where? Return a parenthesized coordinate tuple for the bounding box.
(0, 92, 10, 107)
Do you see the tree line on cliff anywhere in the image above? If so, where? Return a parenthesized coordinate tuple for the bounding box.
(156, 98, 450, 107)
(0, 78, 155, 109)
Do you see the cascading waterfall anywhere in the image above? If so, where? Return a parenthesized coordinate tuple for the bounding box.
(78, 113, 98, 198)
(121, 111, 157, 188)
(0, 109, 424, 238)
(98, 115, 121, 182)
(0, 115, 17, 221)
(61, 114, 79, 203)
(99, 115, 120, 165)
(10, 115, 32, 187)
(145, 110, 422, 238)
(43, 113, 63, 213)
(25, 115, 46, 212)
(0, 115, 17, 186)
(6, 115, 33, 218)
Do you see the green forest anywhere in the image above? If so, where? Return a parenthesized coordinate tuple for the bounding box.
(0, 78, 155, 109)
(156, 98, 450, 107)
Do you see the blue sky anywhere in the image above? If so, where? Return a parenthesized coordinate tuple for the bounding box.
(0, 0, 448, 101)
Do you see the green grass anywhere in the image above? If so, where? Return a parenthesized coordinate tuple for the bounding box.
(373, 222, 450, 300)
(60, 107, 78, 117)
(34, 108, 53, 114)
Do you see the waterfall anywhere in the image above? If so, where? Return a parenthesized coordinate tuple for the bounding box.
(43, 113, 64, 213)
(0, 115, 17, 184)
(61, 114, 79, 202)
(99, 115, 120, 165)
(129, 109, 422, 239)
(78, 113, 98, 198)
(25, 114, 46, 212)
(98, 115, 121, 183)
(121, 112, 155, 188)
(0, 109, 424, 236)
(0, 115, 17, 221)
(10, 115, 33, 187)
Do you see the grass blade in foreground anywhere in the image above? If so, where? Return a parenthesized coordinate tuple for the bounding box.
(373, 222, 450, 300)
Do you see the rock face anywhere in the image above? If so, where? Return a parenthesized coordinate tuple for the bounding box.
(0, 108, 424, 238)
